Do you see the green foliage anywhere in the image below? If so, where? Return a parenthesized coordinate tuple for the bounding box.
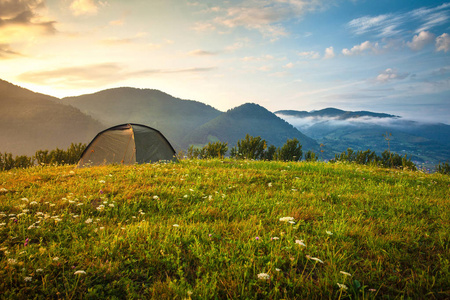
(274, 138, 302, 161)
(304, 150, 318, 162)
(0, 153, 34, 170)
(0, 143, 86, 171)
(0, 160, 448, 298)
(187, 142, 228, 159)
(331, 148, 416, 171)
(203, 141, 228, 158)
(264, 145, 277, 161)
(232, 134, 267, 159)
(436, 161, 450, 175)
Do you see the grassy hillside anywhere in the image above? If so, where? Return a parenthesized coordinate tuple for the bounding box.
(0, 160, 449, 299)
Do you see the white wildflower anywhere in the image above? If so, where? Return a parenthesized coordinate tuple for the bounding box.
(275, 268, 281, 272)
(257, 273, 270, 280)
(0, 188, 8, 192)
(21, 198, 29, 202)
(326, 230, 333, 235)
(268, 182, 272, 187)
(307, 256, 324, 264)
(337, 283, 348, 290)
(24, 276, 32, 282)
(52, 257, 59, 261)
(85, 218, 93, 224)
(109, 204, 114, 207)
(36, 269, 43, 273)
(279, 217, 295, 222)
(340, 271, 352, 277)
(74, 270, 86, 275)
(153, 196, 159, 200)
(271, 237, 280, 240)
(173, 224, 180, 227)
(99, 180, 105, 183)
(295, 240, 306, 247)
(30, 201, 38, 205)
(7, 258, 17, 265)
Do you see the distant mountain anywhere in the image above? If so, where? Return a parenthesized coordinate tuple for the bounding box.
(63, 87, 222, 149)
(188, 103, 318, 151)
(0, 79, 103, 156)
(276, 108, 450, 165)
(276, 108, 400, 120)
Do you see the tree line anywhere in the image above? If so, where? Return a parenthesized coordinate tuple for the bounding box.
(0, 143, 85, 171)
(1, 135, 449, 174)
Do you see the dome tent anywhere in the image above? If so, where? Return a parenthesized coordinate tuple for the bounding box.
(77, 123, 176, 167)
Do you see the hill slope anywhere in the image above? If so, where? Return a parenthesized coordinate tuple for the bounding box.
(188, 103, 318, 150)
(0, 80, 103, 156)
(63, 88, 222, 149)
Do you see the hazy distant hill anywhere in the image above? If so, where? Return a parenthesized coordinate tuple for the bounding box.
(63, 87, 222, 149)
(0, 80, 103, 156)
(277, 108, 400, 120)
(188, 103, 318, 151)
(276, 109, 450, 165)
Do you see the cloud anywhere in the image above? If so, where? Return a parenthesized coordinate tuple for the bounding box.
(376, 68, 409, 83)
(347, 3, 450, 38)
(436, 33, 450, 52)
(407, 31, 435, 51)
(298, 51, 320, 59)
(188, 49, 218, 56)
(70, 0, 99, 16)
(0, 0, 56, 33)
(198, 0, 324, 40)
(342, 41, 380, 56)
(324, 46, 334, 59)
(17, 63, 217, 87)
(0, 43, 23, 59)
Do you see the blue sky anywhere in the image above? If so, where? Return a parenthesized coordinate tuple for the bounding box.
(1, 0, 449, 123)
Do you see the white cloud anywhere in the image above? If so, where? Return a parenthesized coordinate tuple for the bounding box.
(284, 62, 294, 68)
(407, 31, 435, 51)
(347, 3, 450, 38)
(324, 46, 334, 59)
(342, 41, 379, 56)
(205, 0, 324, 40)
(70, 0, 99, 16)
(188, 49, 217, 56)
(436, 33, 450, 52)
(376, 68, 409, 83)
(298, 51, 320, 59)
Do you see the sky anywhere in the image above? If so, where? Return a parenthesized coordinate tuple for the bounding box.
(1, 0, 449, 123)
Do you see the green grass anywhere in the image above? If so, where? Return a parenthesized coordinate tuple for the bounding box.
(0, 159, 449, 299)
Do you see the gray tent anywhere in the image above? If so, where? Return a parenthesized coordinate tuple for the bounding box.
(77, 123, 176, 167)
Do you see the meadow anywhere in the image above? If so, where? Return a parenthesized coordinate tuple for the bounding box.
(0, 159, 449, 299)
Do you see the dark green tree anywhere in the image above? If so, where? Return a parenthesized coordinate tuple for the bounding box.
(305, 150, 318, 162)
(275, 138, 302, 161)
(233, 134, 267, 159)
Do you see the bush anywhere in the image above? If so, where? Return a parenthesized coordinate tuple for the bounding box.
(0, 143, 86, 171)
(330, 148, 416, 171)
(305, 150, 318, 162)
(232, 134, 266, 160)
(436, 161, 450, 175)
(274, 138, 302, 162)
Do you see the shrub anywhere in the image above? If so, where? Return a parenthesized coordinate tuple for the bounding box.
(274, 138, 302, 161)
(232, 134, 266, 160)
